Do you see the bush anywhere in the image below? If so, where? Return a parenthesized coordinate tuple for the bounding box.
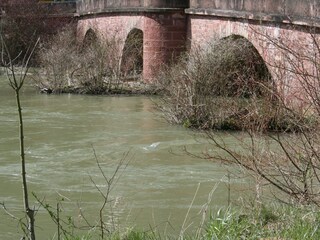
(155, 35, 315, 132)
(34, 26, 141, 94)
(192, 35, 270, 98)
(156, 35, 278, 131)
(35, 26, 78, 92)
(156, 32, 320, 207)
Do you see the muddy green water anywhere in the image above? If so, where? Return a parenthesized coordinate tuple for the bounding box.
(0, 75, 251, 239)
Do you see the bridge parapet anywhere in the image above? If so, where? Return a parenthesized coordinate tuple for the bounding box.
(76, 0, 188, 15)
(188, 0, 320, 26)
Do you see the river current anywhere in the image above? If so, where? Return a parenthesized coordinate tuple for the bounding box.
(0, 75, 250, 239)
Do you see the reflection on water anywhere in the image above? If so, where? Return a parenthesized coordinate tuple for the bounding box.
(0, 76, 251, 239)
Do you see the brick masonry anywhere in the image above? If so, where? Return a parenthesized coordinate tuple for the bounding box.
(188, 14, 318, 105)
(3, 0, 319, 101)
(77, 11, 187, 81)
(76, 0, 320, 103)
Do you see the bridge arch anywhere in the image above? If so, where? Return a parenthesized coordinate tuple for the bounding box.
(195, 34, 273, 98)
(221, 34, 272, 97)
(120, 28, 144, 80)
(82, 28, 98, 48)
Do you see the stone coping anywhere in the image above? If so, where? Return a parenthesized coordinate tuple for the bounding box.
(185, 8, 320, 27)
(76, 7, 185, 16)
(76, 6, 320, 28)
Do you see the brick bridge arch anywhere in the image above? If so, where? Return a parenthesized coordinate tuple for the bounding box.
(82, 28, 98, 46)
(188, 15, 316, 102)
(76, 0, 320, 101)
(77, 11, 186, 81)
(120, 28, 143, 78)
(188, 17, 273, 80)
(211, 33, 273, 97)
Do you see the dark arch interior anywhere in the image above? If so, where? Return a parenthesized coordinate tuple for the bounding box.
(83, 28, 98, 48)
(121, 28, 143, 79)
(196, 34, 273, 98)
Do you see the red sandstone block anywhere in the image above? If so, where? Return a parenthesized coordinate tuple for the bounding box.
(171, 32, 186, 40)
(163, 40, 185, 48)
(173, 19, 187, 28)
(159, 19, 174, 26)
(144, 46, 166, 52)
(143, 40, 163, 48)
(162, 32, 174, 39)
(144, 30, 167, 40)
(144, 24, 162, 33)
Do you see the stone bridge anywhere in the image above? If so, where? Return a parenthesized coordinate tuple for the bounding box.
(76, 0, 320, 101)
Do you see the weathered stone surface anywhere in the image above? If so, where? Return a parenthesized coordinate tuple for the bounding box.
(189, 0, 320, 20)
(187, 14, 320, 105)
(77, 10, 186, 81)
(76, 0, 188, 14)
(76, 0, 320, 103)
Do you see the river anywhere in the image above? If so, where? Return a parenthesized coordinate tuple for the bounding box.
(0, 74, 251, 239)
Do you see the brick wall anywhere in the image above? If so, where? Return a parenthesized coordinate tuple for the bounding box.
(143, 12, 186, 80)
(77, 0, 189, 14)
(189, 0, 320, 19)
(188, 14, 317, 104)
(77, 11, 187, 81)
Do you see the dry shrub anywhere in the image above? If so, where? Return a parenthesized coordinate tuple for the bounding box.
(120, 29, 143, 78)
(157, 31, 320, 206)
(76, 34, 123, 94)
(155, 35, 295, 131)
(201, 125, 320, 206)
(34, 26, 140, 94)
(35, 26, 78, 91)
(191, 29, 320, 207)
(192, 35, 270, 98)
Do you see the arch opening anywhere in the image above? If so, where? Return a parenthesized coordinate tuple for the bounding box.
(195, 34, 273, 98)
(120, 28, 143, 80)
(82, 28, 98, 48)
(189, 34, 277, 131)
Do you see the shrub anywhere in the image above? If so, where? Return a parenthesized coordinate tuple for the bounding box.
(156, 31, 320, 207)
(155, 33, 320, 132)
(155, 35, 291, 131)
(35, 26, 78, 92)
(34, 26, 139, 94)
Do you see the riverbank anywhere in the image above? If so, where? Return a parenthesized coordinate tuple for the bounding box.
(68, 204, 320, 239)
(38, 80, 159, 96)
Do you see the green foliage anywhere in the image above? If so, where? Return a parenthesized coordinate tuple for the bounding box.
(206, 208, 263, 239)
(259, 205, 278, 225)
(65, 229, 160, 240)
(206, 205, 320, 240)
(60, 204, 320, 239)
(46, 204, 320, 240)
(121, 230, 159, 240)
(66, 235, 92, 240)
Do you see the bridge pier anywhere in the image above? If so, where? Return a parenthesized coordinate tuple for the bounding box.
(76, 0, 189, 82)
(143, 12, 186, 81)
(77, 11, 186, 82)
